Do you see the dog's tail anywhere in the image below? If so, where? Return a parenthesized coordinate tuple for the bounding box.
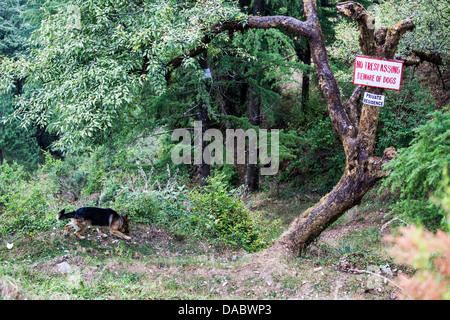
(56, 209, 75, 221)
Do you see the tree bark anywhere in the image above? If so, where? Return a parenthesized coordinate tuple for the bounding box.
(275, 1, 413, 255)
(163, 0, 415, 255)
(198, 99, 211, 187)
(244, 0, 265, 192)
(246, 86, 260, 191)
(198, 56, 212, 187)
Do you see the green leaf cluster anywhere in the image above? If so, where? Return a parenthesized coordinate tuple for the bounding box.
(381, 111, 450, 230)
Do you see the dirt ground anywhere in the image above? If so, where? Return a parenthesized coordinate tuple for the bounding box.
(35, 208, 402, 300)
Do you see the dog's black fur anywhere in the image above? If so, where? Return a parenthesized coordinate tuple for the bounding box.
(57, 207, 131, 240)
(58, 207, 120, 227)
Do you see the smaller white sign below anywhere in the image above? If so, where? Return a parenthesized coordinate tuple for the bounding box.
(363, 92, 385, 107)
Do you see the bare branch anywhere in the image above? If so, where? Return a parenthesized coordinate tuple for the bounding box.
(343, 85, 364, 129)
(383, 18, 415, 59)
(396, 50, 443, 67)
(247, 15, 313, 37)
(163, 16, 314, 82)
(337, 1, 376, 56)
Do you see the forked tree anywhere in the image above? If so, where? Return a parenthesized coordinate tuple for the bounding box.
(1, 0, 415, 256)
(166, 0, 415, 255)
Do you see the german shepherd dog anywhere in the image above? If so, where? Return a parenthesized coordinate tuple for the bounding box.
(57, 207, 131, 240)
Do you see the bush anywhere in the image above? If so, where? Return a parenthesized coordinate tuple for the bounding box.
(0, 161, 29, 208)
(113, 174, 281, 252)
(187, 175, 267, 251)
(387, 225, 450, 300)
(114, 185, 188, 227)
(41, 152, 88, 201)
(0, 165, 58, 234)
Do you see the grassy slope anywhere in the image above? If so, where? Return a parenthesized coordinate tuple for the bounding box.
(0, 186, 411, 300)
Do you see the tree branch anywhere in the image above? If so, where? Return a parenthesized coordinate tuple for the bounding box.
(396, 50, 442, 67)
(247, 15, 313, 37)
(163, 16, 314, 82)
(343, 85, 364, 129)
(383, 18, 415, 59)
(336, 1, 376, 56)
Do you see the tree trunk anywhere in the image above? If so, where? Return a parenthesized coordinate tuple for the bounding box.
(197, 55, 213, 187)
(295, 41, 311, 108)
(276, 144, 398, 255)
(198, 99, 211, 187)
(243, 0, 265, 192)
(246, 87, 260, 191)
(273, 1, 413, 255)
(164, 0, 415, 255)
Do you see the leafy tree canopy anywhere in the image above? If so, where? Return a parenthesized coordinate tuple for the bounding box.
(1, 0, 244, 152)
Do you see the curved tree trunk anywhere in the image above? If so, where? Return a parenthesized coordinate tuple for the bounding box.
(275, 145, 398, 255)
(248, 1, 413, 255)
(163, 0, 415, 255)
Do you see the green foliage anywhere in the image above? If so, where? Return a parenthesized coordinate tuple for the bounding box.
(282, 102, 345, 192)
(375, 74, 437, 155)
(0, 0, 37, 57)
(41, 151, 88, 200)
(0, 161, 57, 234)
(381, 111, 450, 230)
(0, 0, 45, 170)
(2, 0, 244, 153)
(114, 174, 281, 252)
(0, 161, 29, 207)
(187, 174, 274, 251)
(115, 186, 187, 226)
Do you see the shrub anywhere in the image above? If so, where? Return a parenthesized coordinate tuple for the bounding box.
(41, 152, 88, 201)
(0, 174, 58, 234)
(113, 174, 281, 252)
(186, 174, 279, 251)
(386, 226, 450, 300)
(386, 166, 450, 300)
(114, 186, 188, 227)
(381, 111, 450, 231)
(0, 161, 29, 208)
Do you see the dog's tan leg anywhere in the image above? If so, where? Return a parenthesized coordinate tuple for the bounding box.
(96, 227, 107, 238)
(73, 229, 85, 240)
(110, 229, 131, 240)
(64, 222, 72, 236)
(73, 220, 87, 240)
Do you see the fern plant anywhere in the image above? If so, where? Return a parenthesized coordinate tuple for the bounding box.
(381, 111, 450, 230)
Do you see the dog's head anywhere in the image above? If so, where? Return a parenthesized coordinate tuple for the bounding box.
(120, 214, 130, 234)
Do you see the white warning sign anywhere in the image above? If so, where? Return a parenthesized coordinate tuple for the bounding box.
(353, 55, 404, 91)
(363, 92, 385, 107)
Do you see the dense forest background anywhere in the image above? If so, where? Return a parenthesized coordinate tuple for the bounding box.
(0, 0, 449, 300)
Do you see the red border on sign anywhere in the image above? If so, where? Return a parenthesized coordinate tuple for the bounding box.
(353, 55, 404, 91)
